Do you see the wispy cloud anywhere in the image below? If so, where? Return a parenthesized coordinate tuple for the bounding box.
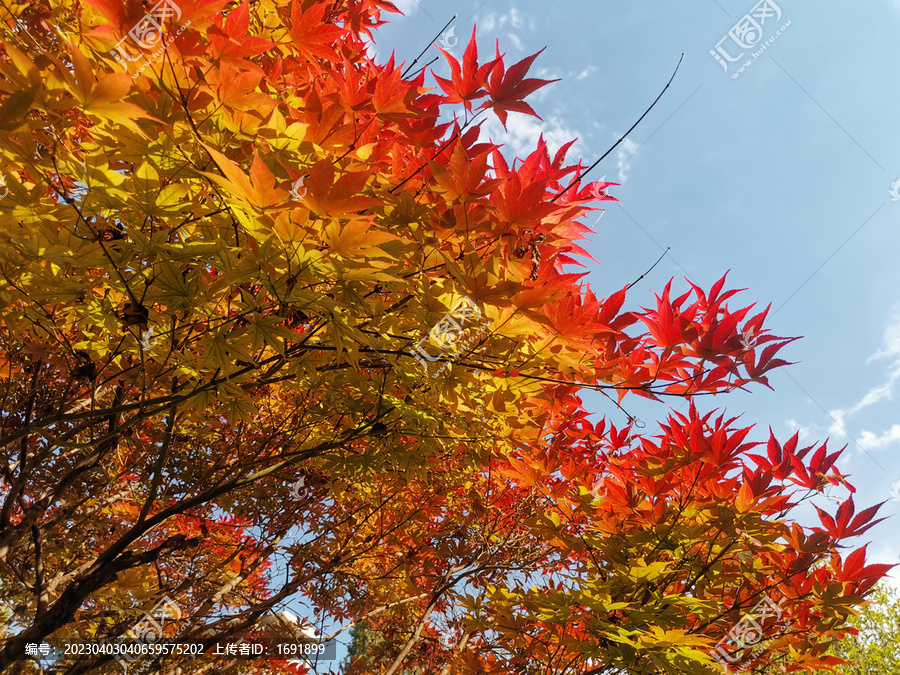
(479, 112, 584, 162)
(362, 35, 378, 61)
(616, 137, 638, 184)
(858, 425, 900, 451)
(785, 419, 822, 444)
(869, 310, 900, 361)
(390, 0, 420, 16)
(529, 66, 561, 104)
(822, 309, 900, 451)
(509, 7, 525, 29)
(575, 65, 597, 81)
(477, 7, 527, 35)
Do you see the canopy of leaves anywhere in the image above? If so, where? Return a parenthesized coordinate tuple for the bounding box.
(0, 0, 893, 673)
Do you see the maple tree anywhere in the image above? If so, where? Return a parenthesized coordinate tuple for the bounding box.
(0, 0, 894, 673)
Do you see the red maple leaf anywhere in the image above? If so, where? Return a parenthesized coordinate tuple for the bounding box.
(481, 40, 559, 128)
(433, 26, 497, 112)
(289, 0, 346, 63)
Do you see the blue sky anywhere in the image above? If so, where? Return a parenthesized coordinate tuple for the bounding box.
(367, 0, 900, 581)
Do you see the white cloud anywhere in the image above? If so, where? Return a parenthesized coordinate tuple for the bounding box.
(477, 8, 528, 35)
(575, 65, 597, 81)
(390, 0, 420, 16)
(790, 309, 900, 457)
(785, 419, 821, 444)
(507, 33, 524, 50)
(529, 67, 560, 104)
(479, 112, 584, 162)
(852, 366, 900, 411)
(857, 425, 900, 451)
(616, 137, 639, 184)
(362, 35, 378, 62)
(827, 310, 900, 441)
(827, 408, 848, 438)
(870, 310, 900, 360)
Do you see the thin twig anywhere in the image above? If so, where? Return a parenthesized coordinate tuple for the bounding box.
(626, 247, 670, 291)
(407, 56, 440, 82)
(551, 53, 685, 203)
(401, 14, 457, 79)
